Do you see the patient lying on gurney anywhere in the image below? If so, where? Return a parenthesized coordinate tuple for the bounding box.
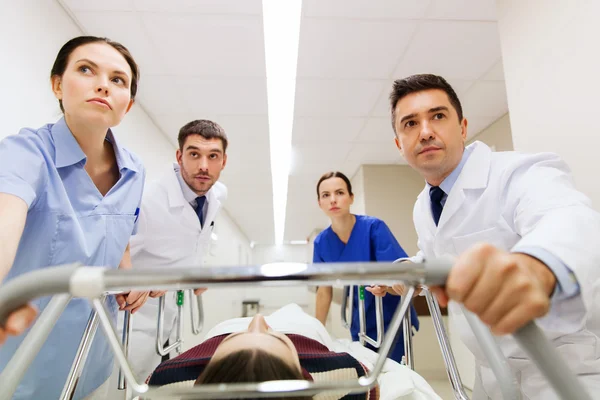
(147, 304, 441, 400)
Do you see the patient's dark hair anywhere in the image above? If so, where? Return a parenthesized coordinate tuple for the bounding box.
(195, 349, 312, 400)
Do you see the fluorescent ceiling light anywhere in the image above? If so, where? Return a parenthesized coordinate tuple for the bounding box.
(262, 0, 302, 245)
(290, 240, 308, 245)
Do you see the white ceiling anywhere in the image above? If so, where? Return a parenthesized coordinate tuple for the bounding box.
(59, 0, 507, 244)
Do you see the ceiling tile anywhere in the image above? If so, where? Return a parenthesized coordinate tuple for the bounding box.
(73, 11, 170, 76)
(292, 117, 365, 145)
(132, 0, 262, 14)
(346, 141, 404, 164)
(224, 145, 271, 174)
(292, 142, 352, 165)
(180, 78, 268, 115)
(63, 0, 134, 11)
(137, 76, 192, 116)
(303, 0, 432, 19)
(461, 81, 508, 118)
(289, 161, 349, 177)
(426, 0, 497, 21)
(393, 21, 502, 81)
(297, 19, 418, 79)
(355, 117, 397, 143)
(294, 79, 385, 117)
(465, 117, 495, 139)
(210, 115, 271, 144)
(296, 143, 351, 163)
(141, 14, 266, 77)
(482, 59, 505, 81)
(151, 113, 204, 143)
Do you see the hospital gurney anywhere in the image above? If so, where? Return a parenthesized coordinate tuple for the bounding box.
(0, 261, 593, 400)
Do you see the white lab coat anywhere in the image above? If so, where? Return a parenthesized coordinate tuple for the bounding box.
(126, 163, 227, 381)
(411, 141, 600, 399)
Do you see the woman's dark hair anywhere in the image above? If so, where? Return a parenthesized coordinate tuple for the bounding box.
(50, 36, 140, 112)
(195, 349, 312, 400)
(316, 171, 353, 198)
(389, 73, 463, 133)
(178, 119, 229, 153)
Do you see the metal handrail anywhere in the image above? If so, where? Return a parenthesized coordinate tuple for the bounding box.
(402, 304, 414, 370)
(118, 309, 133, 391)
(155, 290, 204, 358)
(358, 287, 384, 348)
(190, 290, 204, 335)
(423, 286, 470, 400)
(60, 296, 105, 400)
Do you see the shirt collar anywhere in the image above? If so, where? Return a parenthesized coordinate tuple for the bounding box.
(52, 117, 86, 168)
(107, 129, 138, 173)
(426, 145, 474, 194)
(51, 117, 138, 173)
(174, 164, 203, 205)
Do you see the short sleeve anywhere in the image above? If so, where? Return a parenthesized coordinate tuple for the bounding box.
(313, 236, 324, 263)
(0, 131, 47, 208)
(371, 219, 408, 262)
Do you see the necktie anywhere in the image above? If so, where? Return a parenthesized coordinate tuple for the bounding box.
(429, 186, 445, 226)
(195, 196, 206, 227)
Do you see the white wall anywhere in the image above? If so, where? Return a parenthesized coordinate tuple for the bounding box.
(497, 0, 600, 209)
(350, 166, 366, 215)
(469, 113, 513, 151)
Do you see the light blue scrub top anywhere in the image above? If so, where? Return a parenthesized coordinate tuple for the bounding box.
(0, 117, 145, 399)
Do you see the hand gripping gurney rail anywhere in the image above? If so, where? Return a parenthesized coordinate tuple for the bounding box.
(0, 261, 593, 400)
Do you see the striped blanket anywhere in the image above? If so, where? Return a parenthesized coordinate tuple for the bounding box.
(149, 333, 379, 399)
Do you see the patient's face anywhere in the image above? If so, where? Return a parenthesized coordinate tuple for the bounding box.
(212, 314, 301, 371)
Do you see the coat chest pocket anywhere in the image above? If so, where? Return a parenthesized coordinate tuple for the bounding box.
(452, 226, 511, 254)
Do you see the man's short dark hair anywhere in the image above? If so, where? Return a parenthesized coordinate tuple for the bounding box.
(389, 74, 463, 133)
(178, 120, 228, 153)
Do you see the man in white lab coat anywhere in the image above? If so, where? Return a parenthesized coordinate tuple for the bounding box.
(372, 74, 600, 399)
(126, 119, 228, 382)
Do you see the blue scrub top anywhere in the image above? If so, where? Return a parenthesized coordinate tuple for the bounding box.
(0, 118, 145, 399)
(313, 215, 419, 362)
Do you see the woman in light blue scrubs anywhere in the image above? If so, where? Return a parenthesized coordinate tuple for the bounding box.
(313, 171, 419, 363)
(0, 36, 147, 399)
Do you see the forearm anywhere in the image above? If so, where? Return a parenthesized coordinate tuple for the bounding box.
(118, 243, 132, 270)
(315, 286, 333, 325)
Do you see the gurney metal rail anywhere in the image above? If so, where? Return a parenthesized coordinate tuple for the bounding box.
(0, 261, 592, 400)
(341, 285, 472, 400)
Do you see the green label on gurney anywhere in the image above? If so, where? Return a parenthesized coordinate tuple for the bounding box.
(176, 290, 184, 306)
(359, 286, 365, 300)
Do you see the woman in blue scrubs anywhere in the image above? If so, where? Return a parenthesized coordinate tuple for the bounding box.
(313, 171, 418, 363)
(0, 36, 147, 399)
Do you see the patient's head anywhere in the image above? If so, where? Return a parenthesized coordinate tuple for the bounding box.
(195, 314, 311, 399)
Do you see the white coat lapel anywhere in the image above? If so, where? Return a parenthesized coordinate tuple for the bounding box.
(203, 182, 227, 230)
(437, 142, 491, 230)
(165, 163, 201, 232)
